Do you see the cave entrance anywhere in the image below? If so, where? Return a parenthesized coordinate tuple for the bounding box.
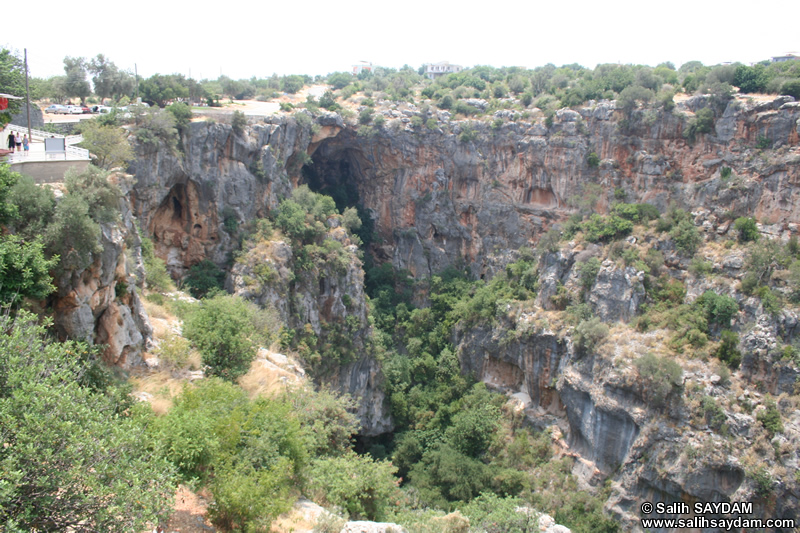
(302, 135, 376, 249)
(302, 148, 362, 213)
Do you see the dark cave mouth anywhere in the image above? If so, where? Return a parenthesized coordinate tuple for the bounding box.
(302, 141, 377, 250)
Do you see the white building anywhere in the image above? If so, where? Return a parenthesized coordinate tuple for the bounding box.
(352, 61, 374, 76)
(424, 61, 463, 80)
(772, 52, 800, 63)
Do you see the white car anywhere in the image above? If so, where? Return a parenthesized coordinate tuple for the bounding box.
(67, 105, 84, 115)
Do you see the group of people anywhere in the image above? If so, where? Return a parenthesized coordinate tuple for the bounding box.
(6, 131, 29, 154)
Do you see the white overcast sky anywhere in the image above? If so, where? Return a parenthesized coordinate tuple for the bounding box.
(3, 0, 797, 82)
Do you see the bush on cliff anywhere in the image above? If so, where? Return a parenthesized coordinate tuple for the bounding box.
(634, 352, 683, 406)
(183, 293, 258, 380)
(0, 311, 176, 531)
(183, 259, 225, 299)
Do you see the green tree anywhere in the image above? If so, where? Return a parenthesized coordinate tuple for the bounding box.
(616, 85, 654, 116)
(307, 451, 399, 520)
(670, 218, 702, 256)
(733, 216, 759, 242)
(133, 108, 180, 152)
(696, 291, 739, 328)
(0, 311, 177, 531)
(64, 165, 122, 224)
(139, 74, 191, 107)
(634, 352, 683, 406)
(287, 387, 360, 457)
(87, 54, 134, 102)
(733, 64, 768, 94)
(757, 397, 784, 436)
(578, 257, 601, 290)
(231, 110, 247, 134)
(166, 102, 193, 137)
(77, 121, 134, 170)
(183, 259, 225, 298)
(444, 384, 501, 457)
(44, 194, 101, 272)
(574, 316, 609, 352)
(0, 163, 20, 226)
(326, 71, 353, 90)
(62, 56, 91, 104)
(183, 293, 257, 380)
(140, 233, 174, 292)
(0, 48, 25, 124)
(156, 380, 305, 532)
(7, 173, 55, 240)
(781, 79, 800, 100)
(281, 75, 305, 94)
(716, 330, 742, 369)
(0, 235, 57, 306)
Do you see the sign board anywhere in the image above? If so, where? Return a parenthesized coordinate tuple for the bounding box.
(44, 137, 66, 157)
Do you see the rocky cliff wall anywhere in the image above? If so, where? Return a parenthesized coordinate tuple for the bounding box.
(52, 175, 153, 367)
(125, 97, 800, 529)
(307, 95, 800, 280)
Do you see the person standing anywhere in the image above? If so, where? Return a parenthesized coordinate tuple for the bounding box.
(14, 132, 22, 152)
(22, 134, 29, 155)
(6, 131, 13, 152)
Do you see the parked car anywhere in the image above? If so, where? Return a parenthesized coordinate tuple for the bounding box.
(67, 105, 83, 115)
(95, 106, 113, 114)
(81, 105, 92, 114)
(45, 104, 67, 114)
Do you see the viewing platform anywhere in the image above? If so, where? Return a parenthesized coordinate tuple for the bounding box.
(2, 124, 90, 182)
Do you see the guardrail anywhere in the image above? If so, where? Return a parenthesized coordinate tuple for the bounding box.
(67, 145, 90, 158)
(7, 124, 84, 146)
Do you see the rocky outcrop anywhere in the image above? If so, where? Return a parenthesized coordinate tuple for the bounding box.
(125, 95, 800, 528)
(52, 175, 152, 367)
(307, 95, 800, 280)
(228, 219, 390, 435)
(128, 116, 307, 277)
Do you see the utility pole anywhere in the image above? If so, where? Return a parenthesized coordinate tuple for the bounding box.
(24, 48, 31, 139)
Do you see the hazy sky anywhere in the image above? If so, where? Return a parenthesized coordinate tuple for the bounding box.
(3, 0, 797, 82)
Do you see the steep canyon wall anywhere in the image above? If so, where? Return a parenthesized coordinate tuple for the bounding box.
(125, 96, 800, 530)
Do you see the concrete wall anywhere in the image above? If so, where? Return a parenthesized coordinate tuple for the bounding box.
(10, 160, 90, 183)
(11, 104, 44, 129)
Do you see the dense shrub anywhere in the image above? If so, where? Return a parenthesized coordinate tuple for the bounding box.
(183, 259, 225, 298)
(580, 214, 634, 243)
(670, 218, 702, 256)
(573, 316, 609, 352)
(578, 257, 601, 290)
(45, 194, 102, 272)
(716, 329, 742, 369)
(634, 352, 683, 406)
(696, 291, 739, 328)
(307, 452, 399, 521)
(0, 312, 176, 531)
(733, 216, 759, 242)
(757, 397, 784, 436)
(77, 120, 134, 170)
(0, 235, 57, 305)
(183, 293, 258, 380)
(140, 233, 174, 292)
(611, 202, 660, 223)
(7, 174, 55, 240)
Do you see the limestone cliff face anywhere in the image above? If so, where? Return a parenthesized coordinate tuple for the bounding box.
(308, 95, 800, 279)
(128, 96, 800, 283)
(127, 115, 314, 276)
(227, 222, 392, 436)
(52, 176, 152, 367)
(125, 96, 800, 527)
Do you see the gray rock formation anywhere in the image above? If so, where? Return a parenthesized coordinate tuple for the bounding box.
(53, 175, 152, 367)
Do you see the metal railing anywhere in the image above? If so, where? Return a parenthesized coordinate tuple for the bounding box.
(6, 124, 84, 145)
